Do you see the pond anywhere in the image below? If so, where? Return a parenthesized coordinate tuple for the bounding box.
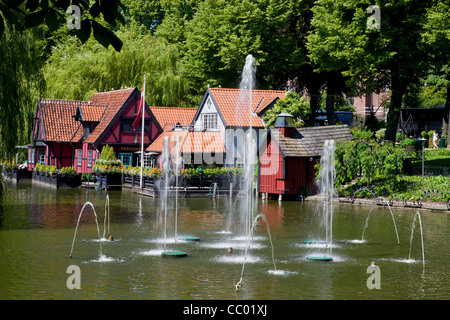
(0, 181, 449, 300)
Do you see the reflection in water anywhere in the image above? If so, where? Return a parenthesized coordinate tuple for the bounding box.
(0, 182, 449, 299)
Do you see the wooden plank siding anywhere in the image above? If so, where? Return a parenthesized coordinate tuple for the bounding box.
(259, 125, 353, 198)
(259, 136, 284, 195)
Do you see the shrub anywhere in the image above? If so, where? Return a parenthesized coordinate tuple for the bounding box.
(60, 166, 78, 176)
(3, 163, 18, 172)
(99, 144, 117, 161)
(49, 166, 57, 176)
(81, 173, 96, 182)
(375, 128, 386, 141)
(329, 138, 404, 188)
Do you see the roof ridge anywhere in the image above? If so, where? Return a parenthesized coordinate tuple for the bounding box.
(92, 87, 135, 95)
(298, 124, 349, 130)
(40, 98, 83, 103)
(150, 106, 198, 109)
(39, 99, 109, 109)
(210, 87, 285, 93)
(78, 102, 110, 109)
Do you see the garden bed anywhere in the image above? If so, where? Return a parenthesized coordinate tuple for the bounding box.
(122, 172, 242, 197)
(32, 171, 81, 188)
(337, 175, 450, 210)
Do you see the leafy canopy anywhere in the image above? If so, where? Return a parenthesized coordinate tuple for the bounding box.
(263, 91, 309, 128)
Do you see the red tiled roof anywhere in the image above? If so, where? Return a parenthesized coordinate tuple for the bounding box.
(84, 88, 136, 144)
(182, 131, 225, 153)
(146, 131, 225, 154)
(38, 99, 82, 142)
(146, 131, 189, 153)
(71, 125, 84, 143)
(78, 103, 108, 122)
(70, 102, 109, 143)
(150, 107, 198, 130)
(208, 88, 285, 127)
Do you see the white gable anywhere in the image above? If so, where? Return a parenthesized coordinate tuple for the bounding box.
(193, 95, 225, 134)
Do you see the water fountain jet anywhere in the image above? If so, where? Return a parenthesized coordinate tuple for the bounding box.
(378, 197, 400, 245)
(160, 136, 187, 257)
(103, 194, 112, 241)
(235, 213, 277, 291)
(408, 211, 425, 268)
(69, 201, 103, 259)
(306, 140, 335, 262)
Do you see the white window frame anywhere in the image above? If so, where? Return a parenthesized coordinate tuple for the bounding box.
(119, 153, 133, 166)
(87, 150, 93, 168)
(143, 154, 152, 168)
(202, 113, 218, 130)
(38, 149, 45, 164)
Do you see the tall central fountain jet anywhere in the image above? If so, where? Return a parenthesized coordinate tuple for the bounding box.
(237, 54, 257, 239)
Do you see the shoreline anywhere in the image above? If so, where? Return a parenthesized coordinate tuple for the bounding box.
(305, 193, 450, 212)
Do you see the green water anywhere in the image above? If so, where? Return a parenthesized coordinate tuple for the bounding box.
(0, 181, 449, 299)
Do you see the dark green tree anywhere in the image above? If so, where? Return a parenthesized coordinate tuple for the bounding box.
(123, 0, 164, 32)
(155, 0, 200, 45)
(0, 0, 126, 51)
(420, 0, 450, 145)
(307, 0, 433, 141)
(180, 0, 307, 100)
(44, 25, 189, 107)
(263, 91, 310, 128)
(0, 25, 45, 159)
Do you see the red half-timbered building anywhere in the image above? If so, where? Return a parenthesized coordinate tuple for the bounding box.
(29, 88, 163, 173)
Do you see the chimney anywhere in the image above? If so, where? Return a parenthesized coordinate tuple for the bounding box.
(274, 111, 296, 137)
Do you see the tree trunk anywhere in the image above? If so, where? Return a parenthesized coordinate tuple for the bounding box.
(385, 71, 406, 143)
(326, 80, 336, 125)
(307, 83, 321, 126)
(446, 85, 450, 149)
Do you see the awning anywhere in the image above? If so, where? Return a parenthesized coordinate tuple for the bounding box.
(16, 141, 47, 148)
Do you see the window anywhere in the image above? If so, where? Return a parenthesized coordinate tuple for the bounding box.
(77, 150, 82, 167)
(202, 113, 218, 130)
(38, 149, 45, 164)
(120, 119, 134, 132)
(119, 153, 132, 166)
(143, 154, 153, 168)
(87, 151, 93, 168)
(120, 118, 151, 132)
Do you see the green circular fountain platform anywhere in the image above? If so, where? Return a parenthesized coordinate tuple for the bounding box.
(161, 251, 188, 258)
(306, 255, 333, 262)
(178, 236, 201, 242)
(303, 240, 326, 245)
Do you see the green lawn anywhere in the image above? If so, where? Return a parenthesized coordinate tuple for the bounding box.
(411, 148, 450, 168)
(412, 155, 450, 167)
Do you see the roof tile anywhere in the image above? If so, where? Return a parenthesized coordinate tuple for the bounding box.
(84, 88, 136, 144)
(146, 131, 225, 154)
(78, 103, 108, 122)
(38, 99, 81, 142)
(209, 88, 285, 127)
(150, 107, 198, 130)
(270, 125, 354, 158)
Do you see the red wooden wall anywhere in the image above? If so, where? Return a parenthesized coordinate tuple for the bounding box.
(259, 134, 319, 196)
(259, 137, 283, 195)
